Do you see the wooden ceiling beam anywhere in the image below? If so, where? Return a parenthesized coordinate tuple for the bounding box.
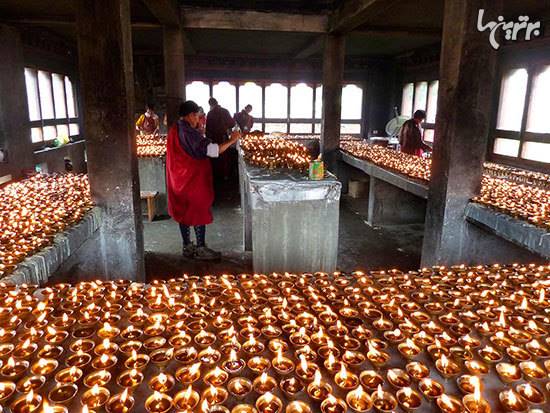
(181, 8, 328, 33)
(330, 0, 401, 34)
(141, 0, 180, 27)
(293, 36, 324, 59)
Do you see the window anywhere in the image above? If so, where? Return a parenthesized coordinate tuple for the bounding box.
(315, 86, 323, 119)
(521, 142, 550, 163)
(413, 82, 428, 113)
(496, 68, 528, 132)
(403, 80, 438, 145)
(265, 83, 288, 119)
(490, 65, 550, 168)
(401, 83, 414, 118)
(213, 81, 236, 115)
(238, 82, 262, 118)
(426, 81, 439, 124)
(340, 124, 361, 134)
(290, 83, 313, 119)
(38, 71, 54, 119)
(423, 129, 435, 143)
(341, 84, 363, 120)
(526, 66, 550, 133)
(493, 138, 520, 157)
(290, 123, 313, 134)
(24, 68, 80, 145)
(185, 81, 210, 113)
(52, 74, 67, 119)
(24, 69, 40, 121)
(264, 123, 288, 134)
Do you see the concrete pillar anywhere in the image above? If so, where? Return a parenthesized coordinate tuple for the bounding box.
(0, 25, 34, 179)
(421, 0, 501, 266)
(163, 25, 186, 128)
(76, 0, 145, 281)
(320, 34, 345, 164)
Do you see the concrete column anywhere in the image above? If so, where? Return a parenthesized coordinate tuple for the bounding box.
(163, 25, 185, 128)
(0, 25, 34, 179)
(76, 0, 145, 281)
(421, 0, 501, 266)
(320, 34, 345, 164)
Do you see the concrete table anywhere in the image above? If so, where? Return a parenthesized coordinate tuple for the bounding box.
(338, 150, 428, 226)
(138, 156, 168, 217)
(2, 207, 102, 285)
(238, 151, 341, 274)
(465, 202, 550, 260)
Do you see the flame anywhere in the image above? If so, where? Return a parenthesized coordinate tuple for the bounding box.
(70, 366, 77, 376)
(376, 384, 384, 399)
(327, 352, 336, 367)
(190, 362, 201, 375)
(260, 372, 268, 384)
(131, 350, 137, 360)
(91, 384, 100, 396)
(183, 385, 192, 399)
(82, 406, 89, 413)
(26, 389, 34, 404)
(528, 320, 538, 330)
(121, 388, 129, 402)
(130, 369, 138, 378)
(100, 354, 109, 364)
(506, 390, 518, 404)
(312, 370, 322, 386)
(153, 390, 163, 401)
(472, 377, 481, 401)
(524, 383, 534, 397)
(440, 355, 449, 369)
(299, 355, 308, 372)
(7, 357, 15, 368)
(46, 326, 56, 335)
(158, 372, 167, 384)
(22, 338, 31, 349)
(440, 394, 453, 408)
(264, 391, 274, 403)
(338, 363, 348, 379)
(403, 387, 413, 397)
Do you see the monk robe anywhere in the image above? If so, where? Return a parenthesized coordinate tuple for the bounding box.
(166, 120, 218, 226)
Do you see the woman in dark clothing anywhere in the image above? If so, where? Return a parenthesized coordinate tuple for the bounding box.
(166, 101, 240, 260)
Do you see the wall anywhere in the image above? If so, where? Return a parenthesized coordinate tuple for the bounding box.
(133, 53, 398, 137)
(0, 24, 86, 182)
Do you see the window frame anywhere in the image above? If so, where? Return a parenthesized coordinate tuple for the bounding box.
(401, 79, 439, 144)
(25, 66, 81, 149)
(185, 78, 365, 136)
(488, 62, 550, 172)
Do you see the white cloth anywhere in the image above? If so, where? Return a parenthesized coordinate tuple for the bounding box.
(206, 143, 220, 158)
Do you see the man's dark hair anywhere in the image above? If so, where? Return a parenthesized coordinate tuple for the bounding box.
(245, 104, 252, 110)
(208, 97, 218, 106)
(179, 100, 200, 117)
(413, 110, 426, 120)
(146, 102, 155, 110)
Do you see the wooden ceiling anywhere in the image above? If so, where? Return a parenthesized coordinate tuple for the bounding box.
(1, 0, 547, 60)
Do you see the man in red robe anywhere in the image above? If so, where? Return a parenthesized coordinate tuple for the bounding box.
(166, 101, 240, 260)
(399, 110, 431, 156)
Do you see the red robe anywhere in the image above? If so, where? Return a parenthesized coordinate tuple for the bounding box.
(166, 124, 214, 226)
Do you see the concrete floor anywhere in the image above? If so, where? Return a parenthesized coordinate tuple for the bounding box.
(144, 179, 423, 280)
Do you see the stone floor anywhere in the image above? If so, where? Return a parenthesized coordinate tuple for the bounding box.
(144, 179, 424, 281)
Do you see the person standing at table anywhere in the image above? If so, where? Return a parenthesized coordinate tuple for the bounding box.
(399, 110, 432, 156)
(136, 103, 160, 136)
(166, 100, 240, 260)
(234, 104, 254, 133)
(399, 109, 431, 156)
(206, 98, 236, 180)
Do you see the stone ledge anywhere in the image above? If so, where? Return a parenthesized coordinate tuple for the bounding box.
(465, 203, 550, 259)
(2, 207, 102, 285)
(339, 151, 429, 199)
